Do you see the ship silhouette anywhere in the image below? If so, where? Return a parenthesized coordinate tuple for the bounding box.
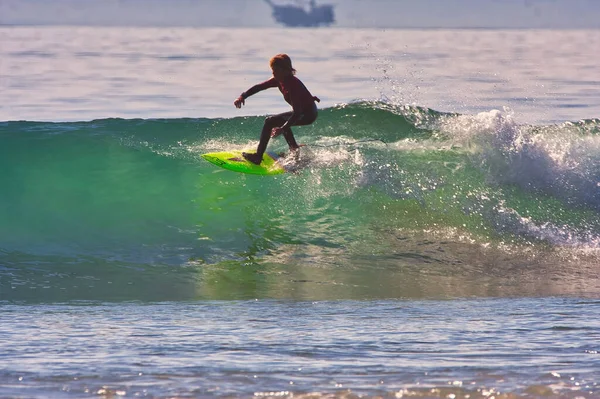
(264, 0, 335, 27)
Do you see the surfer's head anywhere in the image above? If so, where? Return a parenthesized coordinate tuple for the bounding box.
(270, 54, 296, 81)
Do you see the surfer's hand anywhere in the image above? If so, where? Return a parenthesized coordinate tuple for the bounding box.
(271, 127, 283, 138)
(234, 96, 245, 108)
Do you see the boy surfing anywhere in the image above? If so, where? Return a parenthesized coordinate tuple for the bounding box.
(233, 54, 320, 165)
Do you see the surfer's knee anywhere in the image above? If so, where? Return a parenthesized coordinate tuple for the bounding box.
(265, 115, 278, 127)
(266, 115, 287, 128)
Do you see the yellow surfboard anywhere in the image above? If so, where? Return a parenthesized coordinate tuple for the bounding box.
(201, 150, 285, 175)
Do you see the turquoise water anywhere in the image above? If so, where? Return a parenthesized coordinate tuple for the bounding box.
(1, 25, 600, 398)
(2, 104, 599, 303)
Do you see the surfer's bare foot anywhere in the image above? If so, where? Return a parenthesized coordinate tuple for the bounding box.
(242, 152, 262, 165)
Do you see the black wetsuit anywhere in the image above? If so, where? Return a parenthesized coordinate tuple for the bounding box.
(241, 76, 319, 157)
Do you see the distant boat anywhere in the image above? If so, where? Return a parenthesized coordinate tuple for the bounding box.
(264, 0, 335, 27)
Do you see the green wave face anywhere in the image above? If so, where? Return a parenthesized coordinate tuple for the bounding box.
(1, 103, 600, 300)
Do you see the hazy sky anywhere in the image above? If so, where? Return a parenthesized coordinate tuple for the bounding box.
(1, 0, 599, 28)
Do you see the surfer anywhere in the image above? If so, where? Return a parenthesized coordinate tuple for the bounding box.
(233, 53, 320, 165)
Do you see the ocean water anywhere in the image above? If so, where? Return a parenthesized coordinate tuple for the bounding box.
(1, 26, 600, 398)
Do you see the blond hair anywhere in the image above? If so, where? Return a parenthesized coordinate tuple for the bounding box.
(269, 53, 296, 75)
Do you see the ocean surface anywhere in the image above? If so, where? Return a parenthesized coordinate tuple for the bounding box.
(1, 26, 600, 399)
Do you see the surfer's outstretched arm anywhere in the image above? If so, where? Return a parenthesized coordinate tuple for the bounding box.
(234, 78, 278, 108)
